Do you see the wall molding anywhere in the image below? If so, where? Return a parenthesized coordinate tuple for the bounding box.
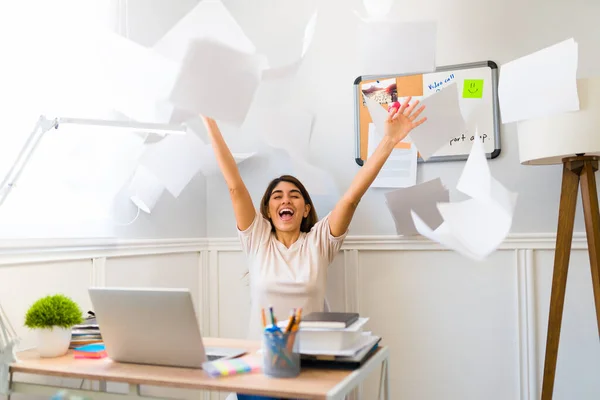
(0, 232, 589, 266)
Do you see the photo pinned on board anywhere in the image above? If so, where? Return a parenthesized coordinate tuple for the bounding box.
(361, 77, 397, 106)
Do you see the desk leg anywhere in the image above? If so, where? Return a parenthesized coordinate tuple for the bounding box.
(378, 358, 390, 400)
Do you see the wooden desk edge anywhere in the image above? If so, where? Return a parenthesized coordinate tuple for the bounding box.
(10, 338, 389, 400)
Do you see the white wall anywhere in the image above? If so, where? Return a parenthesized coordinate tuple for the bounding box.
(203, 0, 600, 237)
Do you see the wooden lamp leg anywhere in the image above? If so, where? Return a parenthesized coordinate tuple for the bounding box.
(541, 156, 600, 400)
(541, 161, 580, 400)
(579, 161, 600, 335)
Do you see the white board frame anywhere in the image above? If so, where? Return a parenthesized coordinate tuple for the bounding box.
(353, 60, 501, 165)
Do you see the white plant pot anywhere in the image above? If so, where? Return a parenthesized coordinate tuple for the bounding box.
(36, 326, 71, 358)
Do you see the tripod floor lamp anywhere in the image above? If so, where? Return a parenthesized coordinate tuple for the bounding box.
(517, 77, 600, 399)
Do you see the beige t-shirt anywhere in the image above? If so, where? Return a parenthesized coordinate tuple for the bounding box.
(238, 210, 348, 340)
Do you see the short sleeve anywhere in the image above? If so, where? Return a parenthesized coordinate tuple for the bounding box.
(237, 209, 272, 256)
(309, 212, 349, 263)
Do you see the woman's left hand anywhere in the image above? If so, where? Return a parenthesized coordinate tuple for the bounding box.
(384, 97, 427, 145)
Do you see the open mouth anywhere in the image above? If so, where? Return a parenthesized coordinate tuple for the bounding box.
(278, 208, 294, 221)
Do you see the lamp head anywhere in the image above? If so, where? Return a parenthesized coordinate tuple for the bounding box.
(517, 77, 600, 165)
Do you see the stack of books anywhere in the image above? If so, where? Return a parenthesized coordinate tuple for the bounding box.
(279, 312, 381, 369)
(70, 312, 102, 349)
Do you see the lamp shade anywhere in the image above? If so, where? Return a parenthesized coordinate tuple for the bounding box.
(517, 77, 600, 165)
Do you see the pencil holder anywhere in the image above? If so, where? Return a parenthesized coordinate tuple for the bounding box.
(262, 330, 300, 378)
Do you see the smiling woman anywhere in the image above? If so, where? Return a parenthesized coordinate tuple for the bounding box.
(201, 98, 425, 399)
(200, 94, 426, 336)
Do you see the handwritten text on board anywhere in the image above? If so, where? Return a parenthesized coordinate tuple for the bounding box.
(427, 73, 455, 92)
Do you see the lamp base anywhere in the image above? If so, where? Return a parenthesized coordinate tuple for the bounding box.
(541, 155, 600, 399)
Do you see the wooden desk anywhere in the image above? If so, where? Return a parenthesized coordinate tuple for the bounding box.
(9, 337, 390, 400)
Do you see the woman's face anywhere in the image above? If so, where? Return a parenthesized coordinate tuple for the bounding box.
(267, 181, 310, 233)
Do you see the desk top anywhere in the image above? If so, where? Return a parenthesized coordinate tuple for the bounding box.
(11, 337, 382, 399)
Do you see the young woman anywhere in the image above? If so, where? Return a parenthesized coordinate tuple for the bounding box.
(203, 98, 425, 400)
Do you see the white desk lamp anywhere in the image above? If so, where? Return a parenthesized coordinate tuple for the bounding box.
(517, 76, 600, 399)
(0, 115, 186, 207)
(0, 114, 186, 394)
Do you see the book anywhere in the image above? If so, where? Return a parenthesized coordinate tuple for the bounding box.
(73, 343, 107, 359)
(300, 312, 360, 329)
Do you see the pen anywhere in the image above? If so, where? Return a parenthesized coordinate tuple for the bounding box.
(284, 311, 296, 333)
(293, 307, 302, 331)
(269, 306, 275, 326)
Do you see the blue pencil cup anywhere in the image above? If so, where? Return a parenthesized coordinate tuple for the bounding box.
(262, 330, 300, 378)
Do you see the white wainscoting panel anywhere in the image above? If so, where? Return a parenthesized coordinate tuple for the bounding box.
(356, 249, 520, 400)
(532, 249, 600, 400)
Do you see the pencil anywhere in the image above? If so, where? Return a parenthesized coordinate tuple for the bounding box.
(261, 308, 266, 328)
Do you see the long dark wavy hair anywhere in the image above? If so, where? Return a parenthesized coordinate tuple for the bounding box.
(259, 175, 318, 233)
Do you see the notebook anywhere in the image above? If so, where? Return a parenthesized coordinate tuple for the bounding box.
(300, 312, 360, 329)
(202, 354, 261, 377)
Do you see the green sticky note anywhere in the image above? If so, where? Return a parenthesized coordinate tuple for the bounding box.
(462, 79, 484, 98)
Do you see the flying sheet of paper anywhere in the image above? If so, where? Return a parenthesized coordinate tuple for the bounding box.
(153, 0, 256, 61)
(261, 11, 318, 81)
(411, 138, 517, 260)
(408, 82, 467, 160)
(224, 0, 318, 70)
(100, 32, 181, 124)
(356, 19, 437, 75)
(241, 106, 313, 159)
(138, 130, 206, 198)
(498, 38, 580, 124)
(368, 123, 417, 188)
(363, 93, 389, 141)
(384, 178, 449, 236)
(168, 38, 263, 126)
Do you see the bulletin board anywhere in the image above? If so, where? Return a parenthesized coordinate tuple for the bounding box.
(353, 60, 501, 166)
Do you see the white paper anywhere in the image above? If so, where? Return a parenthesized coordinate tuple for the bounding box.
(368, 123, 417, 188)
(498, 38, 580, 124)
(384, 178, 449, 236)
(224, 0, 318, 70)
(411, 138, 517, 260)
(138, 130, 207, 198)
(100, 33, 181, 124)
(153, 0, 256, 61)
(242, 106, 313, 159)
(168, 38, 263, 126)
(362, 92, 390, 141)
(357, 20, 437, 75)
(261, 11, 318, 81)
(408, 82, 467, 160)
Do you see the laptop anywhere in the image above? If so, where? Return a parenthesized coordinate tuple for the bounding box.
(88, 287, 246, 368)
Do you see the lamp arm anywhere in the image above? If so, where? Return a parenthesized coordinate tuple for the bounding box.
(0, 115, 58, 207)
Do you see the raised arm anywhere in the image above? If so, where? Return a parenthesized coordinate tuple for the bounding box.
(201, 116, 255, 231)
(328, 98, 427, 237)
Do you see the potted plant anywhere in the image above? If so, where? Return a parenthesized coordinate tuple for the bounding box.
(24, 294, 83, 358)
